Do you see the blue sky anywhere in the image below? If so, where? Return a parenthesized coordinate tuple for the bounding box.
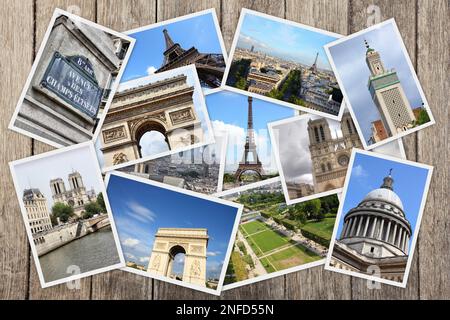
(122, 13, 223, 82)
(107, 174, 239, 279)
(336, 153, 431, 252)
(237, 13, 339, 70)
(328, 22, 425, 141)
(206, 91, 295, 173)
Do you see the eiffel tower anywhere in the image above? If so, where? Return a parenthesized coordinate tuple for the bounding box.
(234, 97, 263, 181)
(309, 52, 319, 74)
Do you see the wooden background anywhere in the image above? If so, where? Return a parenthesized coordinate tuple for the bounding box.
(0, 0, 448, 300)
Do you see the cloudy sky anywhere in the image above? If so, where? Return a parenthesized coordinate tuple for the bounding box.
(273, 113, 405, 186)
(236, 12, 339, 70)
(335, 152, 431, 252)
(122, 12, 224, 81)
(327, 21, 425, 141)
(107, 174, 239, 279)
(206, 91, 295, 174)
(95, 67, 212, 167)
(12, 145, 103, 209)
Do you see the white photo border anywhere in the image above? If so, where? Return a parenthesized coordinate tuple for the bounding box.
(8, 8, 136, 149)
(100, 65, 216, 172)
(323, 18, 436, 151)
(268, 113, 407, 206)
(8, 141, 126, 288)
(104, 171, 244, 296)
(124, 8, 228, 96)
(215, 176, 331, 291)
(324, 148, 433, 288)
(221, 8, 346, 121)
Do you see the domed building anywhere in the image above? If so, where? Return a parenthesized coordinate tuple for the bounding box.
(330, 170, 412, 282)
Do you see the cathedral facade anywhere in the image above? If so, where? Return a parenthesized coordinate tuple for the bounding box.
(330, 172, 411, 282)
(307, 112, 362, 193)
(50, 171, 97, 217)
(365, 40, 416, 137)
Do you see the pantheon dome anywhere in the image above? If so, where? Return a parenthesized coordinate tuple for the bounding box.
(330, 171, 412, 282)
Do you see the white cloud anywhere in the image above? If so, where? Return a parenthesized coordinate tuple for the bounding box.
(147, 66, 157, 75)
(353, 164, 368, 178)
(139, 257, 150, 263)
(126, 201, 156, 223)
(123, 238, 140, 247)
(207, 251, 221, 257)
(125, 252, 136, 260)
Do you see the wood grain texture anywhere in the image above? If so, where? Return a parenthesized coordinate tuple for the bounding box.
(0, 0, 34, 300)
(347, 0, 420, 300)
(0, 0, 448, 300)
(91, 0, 157, 300)
(416, 0, 450, 300)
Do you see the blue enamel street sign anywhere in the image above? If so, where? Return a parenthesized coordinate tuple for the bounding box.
(41, 52, 103, 118)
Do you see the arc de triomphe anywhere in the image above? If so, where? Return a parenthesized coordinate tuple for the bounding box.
(147, 228, 209, 287)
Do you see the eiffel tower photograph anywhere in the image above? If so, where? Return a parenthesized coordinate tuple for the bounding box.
(206, 91, 296, 191)
(118, 10, 227, 90)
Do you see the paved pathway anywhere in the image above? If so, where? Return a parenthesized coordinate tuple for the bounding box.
(236, 230, 267, 277)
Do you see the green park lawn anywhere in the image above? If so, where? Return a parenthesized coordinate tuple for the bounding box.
(264, 244, 322, 271)
(240, 220, 269, 236)
(301, 217, 336, 241)
(246, 229, 290, 256)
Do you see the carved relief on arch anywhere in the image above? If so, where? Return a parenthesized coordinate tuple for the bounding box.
(112, 152, 128, 165)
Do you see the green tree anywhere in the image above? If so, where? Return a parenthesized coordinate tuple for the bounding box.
(83, 201, 102, 219)
(51, 202, 74, 223)
(416, 109, 430, 125)
(96, 192, 106, 213)
(223, 173, 236, 183)
(303, 198, 321, 220)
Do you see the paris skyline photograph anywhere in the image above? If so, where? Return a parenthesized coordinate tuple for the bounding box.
(224, 9, 345, 118)
(325, 19, 434, 149)
(122, 9, 227, 90)
(206, 90, 295, 190)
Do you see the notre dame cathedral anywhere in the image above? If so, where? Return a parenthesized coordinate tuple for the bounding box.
(50, 171, 97, 217)
(307, 113, 362, 193)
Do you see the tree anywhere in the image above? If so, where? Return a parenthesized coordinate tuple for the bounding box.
(416, 109, 430, 126)
(303, 198, 321, 220)
(96, 192, 106, 213)
(83, 201, 102, 219)
(51, 202, 74, 223)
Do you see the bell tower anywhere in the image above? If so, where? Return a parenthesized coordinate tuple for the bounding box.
(365, 39, 385, 76)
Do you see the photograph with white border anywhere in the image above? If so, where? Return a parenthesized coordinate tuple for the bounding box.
(96, 65, 215, 172)
(117, 133, 227, 195)
(222, 8, 345, 120)
(8, 8, 135, 148)
(269, 111, 406, 205)
(324, 19, 435, 150)
(122, 8, 227, 95)
(9, 142, 125, 288)
(105, 171, 243, 295)
(206, 90, 296, 193)
(325, 149, 433, 287)
(216, 177, 339, 291)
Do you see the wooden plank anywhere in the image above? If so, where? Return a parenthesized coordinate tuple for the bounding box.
(0, 0, 34, 300)
(28, 0, 96, 300)
(152, 0, 221, 300)
(283, 0, 352, 299)
(91, 0, 157, 300)
(347, 0, 420, 299)
(416, 0, 450, 299)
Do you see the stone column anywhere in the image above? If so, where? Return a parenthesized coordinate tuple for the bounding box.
(378, 218, 385, 240)
(340, 219, 349, 238)
(392, 223, 398, 246)
(349, 216, 358, 237)
(385, 220, 392, 242)
(363, 215, 370, 237)
(405, 235, 410, 253)
(370, 217, 378, 238)
(401, 230, 407, 252)
(356, 216, 364, 236)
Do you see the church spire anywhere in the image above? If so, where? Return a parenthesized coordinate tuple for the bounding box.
(163, 29, 175, 50)
(380, 169, 394, 191)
